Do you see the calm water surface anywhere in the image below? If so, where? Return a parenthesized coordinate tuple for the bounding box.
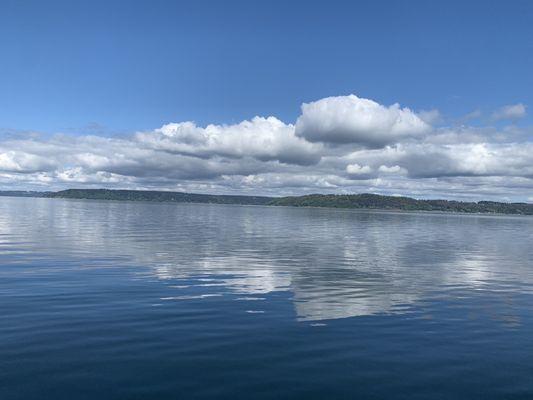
(2, 197, 533, 399)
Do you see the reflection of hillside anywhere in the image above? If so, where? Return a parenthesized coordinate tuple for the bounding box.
(2, 197, 533, 322)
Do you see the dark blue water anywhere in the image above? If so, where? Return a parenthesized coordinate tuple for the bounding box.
(2, 197, 533, 399)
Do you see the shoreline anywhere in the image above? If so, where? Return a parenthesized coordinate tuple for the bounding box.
(2, 189, 533, 217)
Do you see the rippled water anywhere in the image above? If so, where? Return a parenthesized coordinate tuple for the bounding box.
(2, 197, 533, 399)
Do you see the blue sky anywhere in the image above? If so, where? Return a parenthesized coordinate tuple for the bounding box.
(1, 0, 532, 133)
(1, 0, 533, 200)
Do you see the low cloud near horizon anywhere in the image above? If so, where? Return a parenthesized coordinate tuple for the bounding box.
(1, 94, 532, 202)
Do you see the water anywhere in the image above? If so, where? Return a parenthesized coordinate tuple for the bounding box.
(2, 197, 533, 399)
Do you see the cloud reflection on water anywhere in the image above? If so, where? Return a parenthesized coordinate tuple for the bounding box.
(1, 197, 532, 322)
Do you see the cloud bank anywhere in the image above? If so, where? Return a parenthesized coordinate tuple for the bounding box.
(1, 94, 532, 201)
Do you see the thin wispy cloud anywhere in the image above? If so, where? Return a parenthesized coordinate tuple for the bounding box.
(491, 103, 527, 121)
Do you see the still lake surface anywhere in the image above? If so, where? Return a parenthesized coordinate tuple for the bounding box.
(2, 197, 533, 399)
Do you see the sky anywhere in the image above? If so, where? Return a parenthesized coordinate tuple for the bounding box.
(1, 0, 533, 200)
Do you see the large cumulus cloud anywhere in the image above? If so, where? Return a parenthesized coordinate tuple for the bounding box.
(1, 94, 532, 201)
(295, 94, 430, 147)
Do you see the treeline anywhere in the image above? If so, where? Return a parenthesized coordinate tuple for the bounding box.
(268, 193, 533, 215)
(45, 189, 274, 205)
(0, 190, 49, 197)
(2, 188, 532, 215)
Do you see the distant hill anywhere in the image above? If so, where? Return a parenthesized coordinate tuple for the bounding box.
(1, 188, 532, 215)
(0, 190, 49, 197)
(268, 193, 533, 215)
(45, 189, 274, 206)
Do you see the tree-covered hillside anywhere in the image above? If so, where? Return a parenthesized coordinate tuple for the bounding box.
(46, 189, 274, 205)
(268, 193, 533, 215)
(2, 189, 532, 215)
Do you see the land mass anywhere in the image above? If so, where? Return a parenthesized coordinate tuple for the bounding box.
(46, 189, 273, 205)
(0, 188, 531, 215)
(0, 190, 50, 197)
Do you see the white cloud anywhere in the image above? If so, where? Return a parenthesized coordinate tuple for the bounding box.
(378, 165, 404, 174)
(460, 109, 483, 122)
(136, 116, 322, 166)
(418, 109, 442, 124)
(295, 94, 431, 147)
(491, 103, 527, 121)
(0, 94, 532, 201)
(0, 150, 57, 173)
(346, 163, 372, 174)
(341, 142, 533, 180)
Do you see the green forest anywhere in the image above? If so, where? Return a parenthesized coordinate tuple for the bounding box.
(45, 189, 533, 215)
(2, 189, 532, 215)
